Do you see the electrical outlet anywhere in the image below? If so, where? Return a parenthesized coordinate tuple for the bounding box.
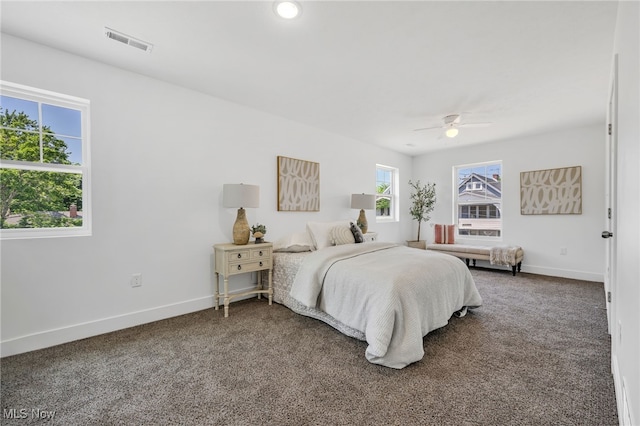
(130, 273, 142, 287)
(560, 247, 568, 255)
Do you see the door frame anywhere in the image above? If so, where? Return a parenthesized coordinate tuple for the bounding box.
(604, 54, 618, 334)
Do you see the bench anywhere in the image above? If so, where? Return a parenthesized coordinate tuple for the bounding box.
(427, 243, 524, 276)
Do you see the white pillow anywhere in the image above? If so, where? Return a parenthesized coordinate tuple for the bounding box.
(330, 225, 355, 245)
(273, 231, 313, 253)
(306, 220, 351, 250)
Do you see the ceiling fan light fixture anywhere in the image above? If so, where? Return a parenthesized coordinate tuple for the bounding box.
(274, 1, 302, 19)
(445, 127, 459, 138)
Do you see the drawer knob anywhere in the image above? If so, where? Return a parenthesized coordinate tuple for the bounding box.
(237, 265, 242, 271)
(237, 253, 242, 259)
(259, 251, 263, 256)
(259, 261, 263, 267)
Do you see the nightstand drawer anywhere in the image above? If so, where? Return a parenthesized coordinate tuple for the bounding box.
(227, 250, 250, 261)
(250, 247, 271, 259)
(229, 258, 272, 275)
(363, 232, 377, 242)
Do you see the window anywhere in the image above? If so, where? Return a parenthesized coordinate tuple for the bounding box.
(1, 81, 91, 239)
(454, 161, 501, 238)
(375, 164, 398, 221)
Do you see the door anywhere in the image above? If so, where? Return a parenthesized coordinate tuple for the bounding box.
(603, 55, 618, 334)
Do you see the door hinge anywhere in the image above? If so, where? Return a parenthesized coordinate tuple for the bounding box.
(608, 207, 612, 219)
(607, 291, 611, 303)
(608, 123, 612, 135)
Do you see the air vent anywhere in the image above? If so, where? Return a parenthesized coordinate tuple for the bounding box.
(104, 27, 153, 53)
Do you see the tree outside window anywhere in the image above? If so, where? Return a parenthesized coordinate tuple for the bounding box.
(376, 165, 398, 220)
(0, 82, 90, 238)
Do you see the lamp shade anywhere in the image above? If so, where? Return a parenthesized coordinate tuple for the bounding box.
(351, 193, 376, 210)
(223, 184, 260, 208)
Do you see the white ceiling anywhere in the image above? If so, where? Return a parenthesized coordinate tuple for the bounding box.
(0, 1, 619, 156)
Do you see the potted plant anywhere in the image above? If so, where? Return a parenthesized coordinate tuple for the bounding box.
(251, 223, 267, 244)
(407, 180, 436, 249)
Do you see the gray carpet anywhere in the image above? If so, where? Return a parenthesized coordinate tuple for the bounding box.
(1, 269, 618, 425)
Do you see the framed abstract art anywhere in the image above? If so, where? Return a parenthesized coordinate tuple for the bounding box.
(277, 156, 320, 211)
(520, 166, 582, 215)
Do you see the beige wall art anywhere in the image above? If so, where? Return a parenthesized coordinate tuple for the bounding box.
(520, 166, 582, 215)
(277, 156, 320, 211)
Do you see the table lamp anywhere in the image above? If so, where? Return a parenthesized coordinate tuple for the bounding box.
(351, 193, 376, 234)
(223, 184, 259, 245)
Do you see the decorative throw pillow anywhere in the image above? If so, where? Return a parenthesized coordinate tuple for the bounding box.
(350, 222, 365, 243)
(434, 224, 455, 244)
(306, 221, 351, 250)
(330, 226, 355, 245)
(273, 231, 313, 252)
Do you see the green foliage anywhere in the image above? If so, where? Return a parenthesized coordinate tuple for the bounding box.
(376, 183, 390, 210)
(16, 212, 82, 228)
(0, 107, 82, 227)
(408, 180, 436, 241)
(251, 223, 267, 235)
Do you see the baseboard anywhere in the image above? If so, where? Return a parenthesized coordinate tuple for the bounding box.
(522, 265, 603, 282)
(0, 291, 253, 358)
(613, 353, 635, 426)
(471, 260, 603, 282)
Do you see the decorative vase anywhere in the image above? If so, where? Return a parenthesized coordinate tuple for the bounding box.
(254, 231, 265, 244)
(357, 209, 368, 234)
(232, 208, 250, 245)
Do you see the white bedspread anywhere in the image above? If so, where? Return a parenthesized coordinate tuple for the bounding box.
(290, 242, 483, 368)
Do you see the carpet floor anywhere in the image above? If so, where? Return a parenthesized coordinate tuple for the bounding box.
(1, 268, 618, 425)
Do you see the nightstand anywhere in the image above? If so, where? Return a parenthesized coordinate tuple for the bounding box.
(362, 232, 378, 242)
(213, 242, 273, 317)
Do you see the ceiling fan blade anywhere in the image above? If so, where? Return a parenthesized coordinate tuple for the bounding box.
(413, 125, 443, 132)
(459, 122, 492, 128)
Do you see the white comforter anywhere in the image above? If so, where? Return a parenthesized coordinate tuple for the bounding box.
(290, 242, 482, 368)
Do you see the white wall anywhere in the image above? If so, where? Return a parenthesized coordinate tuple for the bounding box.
(0, 35, 413, 356)
(610, 2, 639, 425)
(412, 125, 605, 281)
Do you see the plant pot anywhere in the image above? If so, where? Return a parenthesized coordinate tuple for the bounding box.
(407, 240, 426, 249)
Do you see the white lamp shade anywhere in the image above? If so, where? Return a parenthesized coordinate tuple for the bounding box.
(223, 184, 260, 208)
(351, 193, 376, 210)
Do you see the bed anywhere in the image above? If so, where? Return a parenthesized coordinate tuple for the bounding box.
(268, 224, 483, 369)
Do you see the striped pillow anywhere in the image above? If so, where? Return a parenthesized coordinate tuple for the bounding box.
(330, 225, 356, 245)
(434, 224, 455, 244)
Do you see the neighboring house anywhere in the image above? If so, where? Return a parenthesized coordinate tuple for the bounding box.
(457, 173, 501, 236)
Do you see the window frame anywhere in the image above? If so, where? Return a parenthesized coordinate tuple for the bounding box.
(453, 160, 502, 240)
(375, 164, 399, 223)
(0, 81, 91, 239)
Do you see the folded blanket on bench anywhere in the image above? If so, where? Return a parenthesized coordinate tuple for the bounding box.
(490, 246, 522, 266)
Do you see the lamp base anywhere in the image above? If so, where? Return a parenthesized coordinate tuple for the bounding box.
(357, 209, 368, 234)
(232, 208, 250, 245)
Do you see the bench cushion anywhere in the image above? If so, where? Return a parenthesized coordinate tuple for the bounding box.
(427, 244, 490, 256)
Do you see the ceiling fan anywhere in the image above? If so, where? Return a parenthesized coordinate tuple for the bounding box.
(413, 114, 492, 138)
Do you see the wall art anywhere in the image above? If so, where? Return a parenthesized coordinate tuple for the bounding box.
(520, 165, 582, 215)
(277, 156, 320, 211)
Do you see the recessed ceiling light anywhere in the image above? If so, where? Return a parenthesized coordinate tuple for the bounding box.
(274, 1, 302, 19)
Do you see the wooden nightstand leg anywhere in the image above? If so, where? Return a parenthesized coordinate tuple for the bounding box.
(223, 276, 230, 318)
(257, 270, 262, 300)
(268, 269, 273, 306)
(214, 272, 220, 311)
